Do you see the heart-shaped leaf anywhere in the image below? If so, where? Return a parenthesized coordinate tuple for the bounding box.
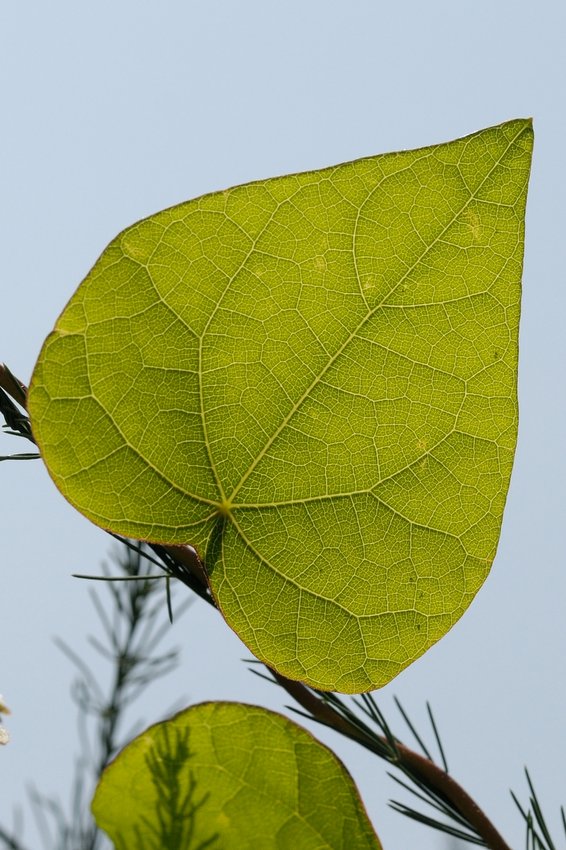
(29, 120, 533, 691)
(92, 702, 382, 849)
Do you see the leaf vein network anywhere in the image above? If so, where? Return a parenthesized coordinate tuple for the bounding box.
(70, 393, 219, 509)
(224, 126, 524, 507)
(229, 513, 466, 623)
(197, 195, 300, 502)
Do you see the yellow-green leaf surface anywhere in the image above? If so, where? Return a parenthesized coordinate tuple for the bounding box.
(92, 702, 381, 850)
(29, 120, 533, 692)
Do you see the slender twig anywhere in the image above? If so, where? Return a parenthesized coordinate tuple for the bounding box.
(160, 544, 211, 593)
(0, 364, 28, 410)
(267, 672, 513, 850)
(0, 365, 34, 447)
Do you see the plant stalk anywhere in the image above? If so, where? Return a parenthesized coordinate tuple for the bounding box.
(272, 672, 513, 850)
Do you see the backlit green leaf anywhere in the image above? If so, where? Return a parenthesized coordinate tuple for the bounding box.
(91, 702, 382, 849)
(29, 120, 533, 691)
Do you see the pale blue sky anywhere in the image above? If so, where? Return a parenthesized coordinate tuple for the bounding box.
(2, 2, 565, 848)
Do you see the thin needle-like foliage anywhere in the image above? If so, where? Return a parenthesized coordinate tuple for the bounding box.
(0, 539, 191, 850)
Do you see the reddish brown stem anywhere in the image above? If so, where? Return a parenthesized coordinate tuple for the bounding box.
(272, 672, 513, 850)
(0, 363, 28, 409)
(162, 543, 210, 589)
